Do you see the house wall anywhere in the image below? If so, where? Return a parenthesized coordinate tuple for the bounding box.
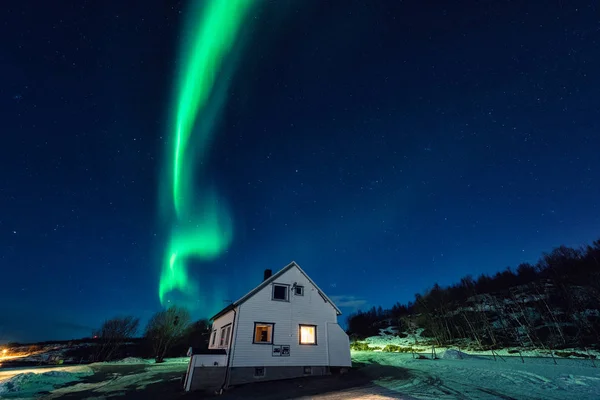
(189, 354, 228, 368)
(228, 366, 328, 386)
(231, 266, 339, 368)
(326, 322, 352, 367)
(186, 367, 226, 392)
(208, 309, 236, 350)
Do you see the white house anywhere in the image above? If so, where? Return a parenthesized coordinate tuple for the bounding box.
(206, 261, 351, 387)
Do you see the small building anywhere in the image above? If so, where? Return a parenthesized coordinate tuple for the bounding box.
(188, 261, 351, 390)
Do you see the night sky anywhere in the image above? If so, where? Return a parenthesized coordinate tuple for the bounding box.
(2, 0, 599, 343)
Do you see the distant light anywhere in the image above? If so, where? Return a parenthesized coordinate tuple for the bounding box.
(2, 349, 7, 354)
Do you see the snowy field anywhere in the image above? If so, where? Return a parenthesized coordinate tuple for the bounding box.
(346, 350, 600, 400)
(2, 351, 600, 399)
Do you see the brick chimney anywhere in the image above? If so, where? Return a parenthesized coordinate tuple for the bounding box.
(263, 269, 272, 281)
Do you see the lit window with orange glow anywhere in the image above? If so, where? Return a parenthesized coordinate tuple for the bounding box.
(253, 322, 274, 344)
(299, 324, 317, 345)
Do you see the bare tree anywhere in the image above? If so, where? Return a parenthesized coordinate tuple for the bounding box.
(94, 316, 139, 361)
(145, 306, 190, 363)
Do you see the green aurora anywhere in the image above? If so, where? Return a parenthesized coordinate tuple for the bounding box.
(159, 0, 254, 308)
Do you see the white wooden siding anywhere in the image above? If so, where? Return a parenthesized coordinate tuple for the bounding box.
(208, 309, 236, 350)
(231, 266, 339, 367)
(327, 322, 352, 367)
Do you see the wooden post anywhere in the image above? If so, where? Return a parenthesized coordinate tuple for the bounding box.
(492, 349, 506, 362)
(549, 349, 557, 365)
(586, 348, 596, 368)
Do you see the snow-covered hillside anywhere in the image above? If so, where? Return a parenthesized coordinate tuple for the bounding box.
(357, 328, 600, 361)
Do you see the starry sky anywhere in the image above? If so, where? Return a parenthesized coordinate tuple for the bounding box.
(2, 0, 599, 343)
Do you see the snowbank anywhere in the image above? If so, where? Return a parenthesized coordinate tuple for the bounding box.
(439, 349, 482, 360)
(96, 356, 189, 366)
(361, 327, 600, 360)
(363, 328, 428, 349)
(111, 357, 149, 364)
(0, 367, 92, 397)
(44, 359, 189, 398)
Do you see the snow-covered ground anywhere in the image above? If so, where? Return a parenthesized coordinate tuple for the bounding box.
(0, 365, 93, 398)
(350, 350, 600, 399)
(0, 358, 188, 399)
(3, 342, 600, 399)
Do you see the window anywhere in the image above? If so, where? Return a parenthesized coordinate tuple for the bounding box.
(219, 327, 226, 347)
(254, 367, 265, 377)
(224, 325, 232, 346)
(303, 366, 312, 375)
(294, 285, 304, 296)
(253, 322, 274, 344)
(272, 284, 289, 301)
(219, 324, 232, 347)
(299, 324, 317, 345)
(211, 330, 217, 346)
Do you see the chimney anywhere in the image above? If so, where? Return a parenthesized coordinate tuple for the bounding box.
(263, 269, 272, 281)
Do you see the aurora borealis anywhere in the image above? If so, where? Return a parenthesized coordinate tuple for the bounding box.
(159, 0, 253, 308)
(3, 0, 600, 342)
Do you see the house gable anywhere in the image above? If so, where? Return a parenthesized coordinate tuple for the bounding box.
(208, 309, 235, 350)
(230, 263, 340, 367)
(210, 261, 341, 321)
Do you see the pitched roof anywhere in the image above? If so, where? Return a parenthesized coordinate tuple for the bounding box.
(210, 261, 342, 321)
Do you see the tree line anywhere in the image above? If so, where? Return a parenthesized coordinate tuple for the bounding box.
(89, 305, 211, 362)
(347, 238, 600, 351)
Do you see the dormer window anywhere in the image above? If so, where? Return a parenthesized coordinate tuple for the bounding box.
(272, 283, 289, 301)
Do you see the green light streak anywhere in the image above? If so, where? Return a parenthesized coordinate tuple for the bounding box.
(160, 0, 253, 307)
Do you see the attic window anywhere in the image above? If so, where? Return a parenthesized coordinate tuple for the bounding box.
(272, 284, 289, 301)
(294, 286, 304, 296)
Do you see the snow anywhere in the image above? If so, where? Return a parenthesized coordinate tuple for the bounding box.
(103, 356, 189, 365)
(0, 366, 92, 398)
(111, 356, 149, 364)
(0, 357, 190, 398)
(361, 329, 600, 360)
(365, 328, 428, 350)
(439, 349, 482, 360)
(353, 350, 600, 399)
(41, 358, 189, 398)
(5, 346, 600, 399)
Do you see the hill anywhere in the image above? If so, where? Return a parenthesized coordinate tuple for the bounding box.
(347, 238, 600, 353)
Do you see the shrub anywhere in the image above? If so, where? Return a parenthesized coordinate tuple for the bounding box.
(555, 351, 596, 359)
(145, 306, 190, 363)
(350, 341, 371, 351)
(94, 316, 140, 361)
